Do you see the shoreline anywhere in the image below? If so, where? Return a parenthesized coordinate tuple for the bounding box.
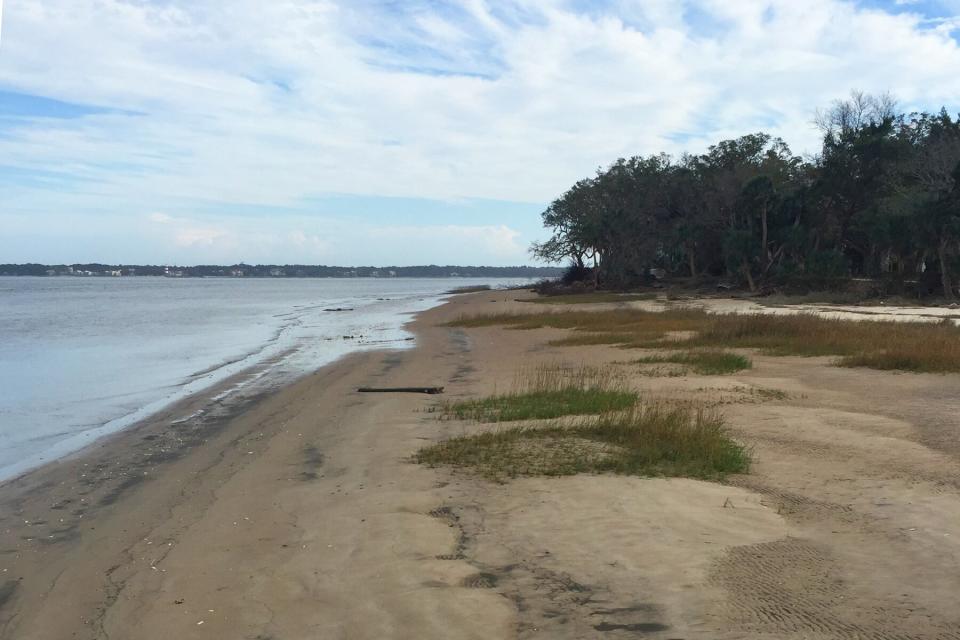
(0, 276, 480, 485)
(0, 347, 296, 486)
(0, 346, 393, 637)
(3, 290, 959, 639)
(0, 292, 481, 638)
(1, 351, 287, 492)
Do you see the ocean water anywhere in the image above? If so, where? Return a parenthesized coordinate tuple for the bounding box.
(0, 276, 530, 481)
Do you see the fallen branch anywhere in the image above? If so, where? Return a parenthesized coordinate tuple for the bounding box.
(357, 386, 444, 394)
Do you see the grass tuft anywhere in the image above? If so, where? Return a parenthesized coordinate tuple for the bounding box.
(416, 405, 750, 482)
(441, 364, 638, 422)
(444, 389, 638, 422)
(632, 350, 752, 375)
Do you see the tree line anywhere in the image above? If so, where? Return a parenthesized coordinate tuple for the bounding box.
(532, 92, 960, 298)
(0, 264, 562, 278)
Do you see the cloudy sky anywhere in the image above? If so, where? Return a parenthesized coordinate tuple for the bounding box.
(1, 0, 960, 266)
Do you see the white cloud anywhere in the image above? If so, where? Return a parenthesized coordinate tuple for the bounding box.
(288, 230, 329, 253)
(173, 226, 228, 248)
(146, 212, 232, 249)
(148, 212, 173, 224)
(134, 212, 527, 265)
(370, 224, 524, 258)
(1, 0, 960, 262)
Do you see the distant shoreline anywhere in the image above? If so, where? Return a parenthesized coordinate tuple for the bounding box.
(0, 264, 562, 279)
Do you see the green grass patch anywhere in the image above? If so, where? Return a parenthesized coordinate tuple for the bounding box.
(440, 364, 637, 422)
(448, 309, 960, 374)
(839, 351, 944, 372)
(632, 350, 752, 375)
(416, 405, 750, 482)
(445, 388, 638, 422)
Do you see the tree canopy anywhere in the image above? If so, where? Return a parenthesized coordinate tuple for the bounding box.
(532, 92, 960, 299)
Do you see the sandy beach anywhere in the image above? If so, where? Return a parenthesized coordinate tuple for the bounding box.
(2, 289, 960, 640)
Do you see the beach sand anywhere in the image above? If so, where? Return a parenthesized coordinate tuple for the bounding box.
(2, 290, 959, 639)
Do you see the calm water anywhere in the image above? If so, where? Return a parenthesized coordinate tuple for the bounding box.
(0, 277, 529, 481)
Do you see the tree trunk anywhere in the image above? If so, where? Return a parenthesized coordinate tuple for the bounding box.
(761, 205, 769, 267)
(762, 246, 785, 276)
(687, 249, 698, 281)
(742, 260, 756, 292)
(938, 238, 954, 300)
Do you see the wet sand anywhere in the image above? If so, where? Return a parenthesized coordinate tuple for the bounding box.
(2, 290, 959, 639)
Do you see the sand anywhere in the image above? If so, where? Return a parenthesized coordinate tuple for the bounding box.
(1, 290, 959, 639)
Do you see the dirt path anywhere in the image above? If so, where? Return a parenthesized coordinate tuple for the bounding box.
(1, 290, 958, 639)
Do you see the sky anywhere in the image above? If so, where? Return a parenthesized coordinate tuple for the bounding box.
(1, 0, 960, 266)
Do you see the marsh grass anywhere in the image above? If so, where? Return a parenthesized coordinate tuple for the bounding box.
(692, 314, 960, 372)
(632, 350, 752, 375)
(450, 309, 706, 350)
(448, 310, 960, 374)
(416, 405, 750, 482)
(445, 389, 638, 421)
(441, 364, 638, 422)
(511, 362, 621, 393)
(548, 332, 643, 347)
(526, 292, 658, 305)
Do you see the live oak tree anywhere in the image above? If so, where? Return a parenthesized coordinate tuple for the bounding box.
(533, 91, 960, 298)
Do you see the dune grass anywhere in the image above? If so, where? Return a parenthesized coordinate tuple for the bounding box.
(449, 308, 703, 334)
(632, 350, 752, 375)
(526, 292, 658, 305)
(440, 364, 638, 422)
(448, 309, 960, 374)
(416, 405, 750, 482)
(548, 332, 643, 347)
(450, 308, 706, 350)
(691, 314, 960, 372)
(445, 388, 638, 422)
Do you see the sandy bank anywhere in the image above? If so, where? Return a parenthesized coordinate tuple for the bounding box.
(2, 290, 959, 639)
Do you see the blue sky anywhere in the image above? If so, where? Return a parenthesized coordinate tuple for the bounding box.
(1, 0, 960, 265)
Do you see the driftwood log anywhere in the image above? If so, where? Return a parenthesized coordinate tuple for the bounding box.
(357, 386, 444, 394)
